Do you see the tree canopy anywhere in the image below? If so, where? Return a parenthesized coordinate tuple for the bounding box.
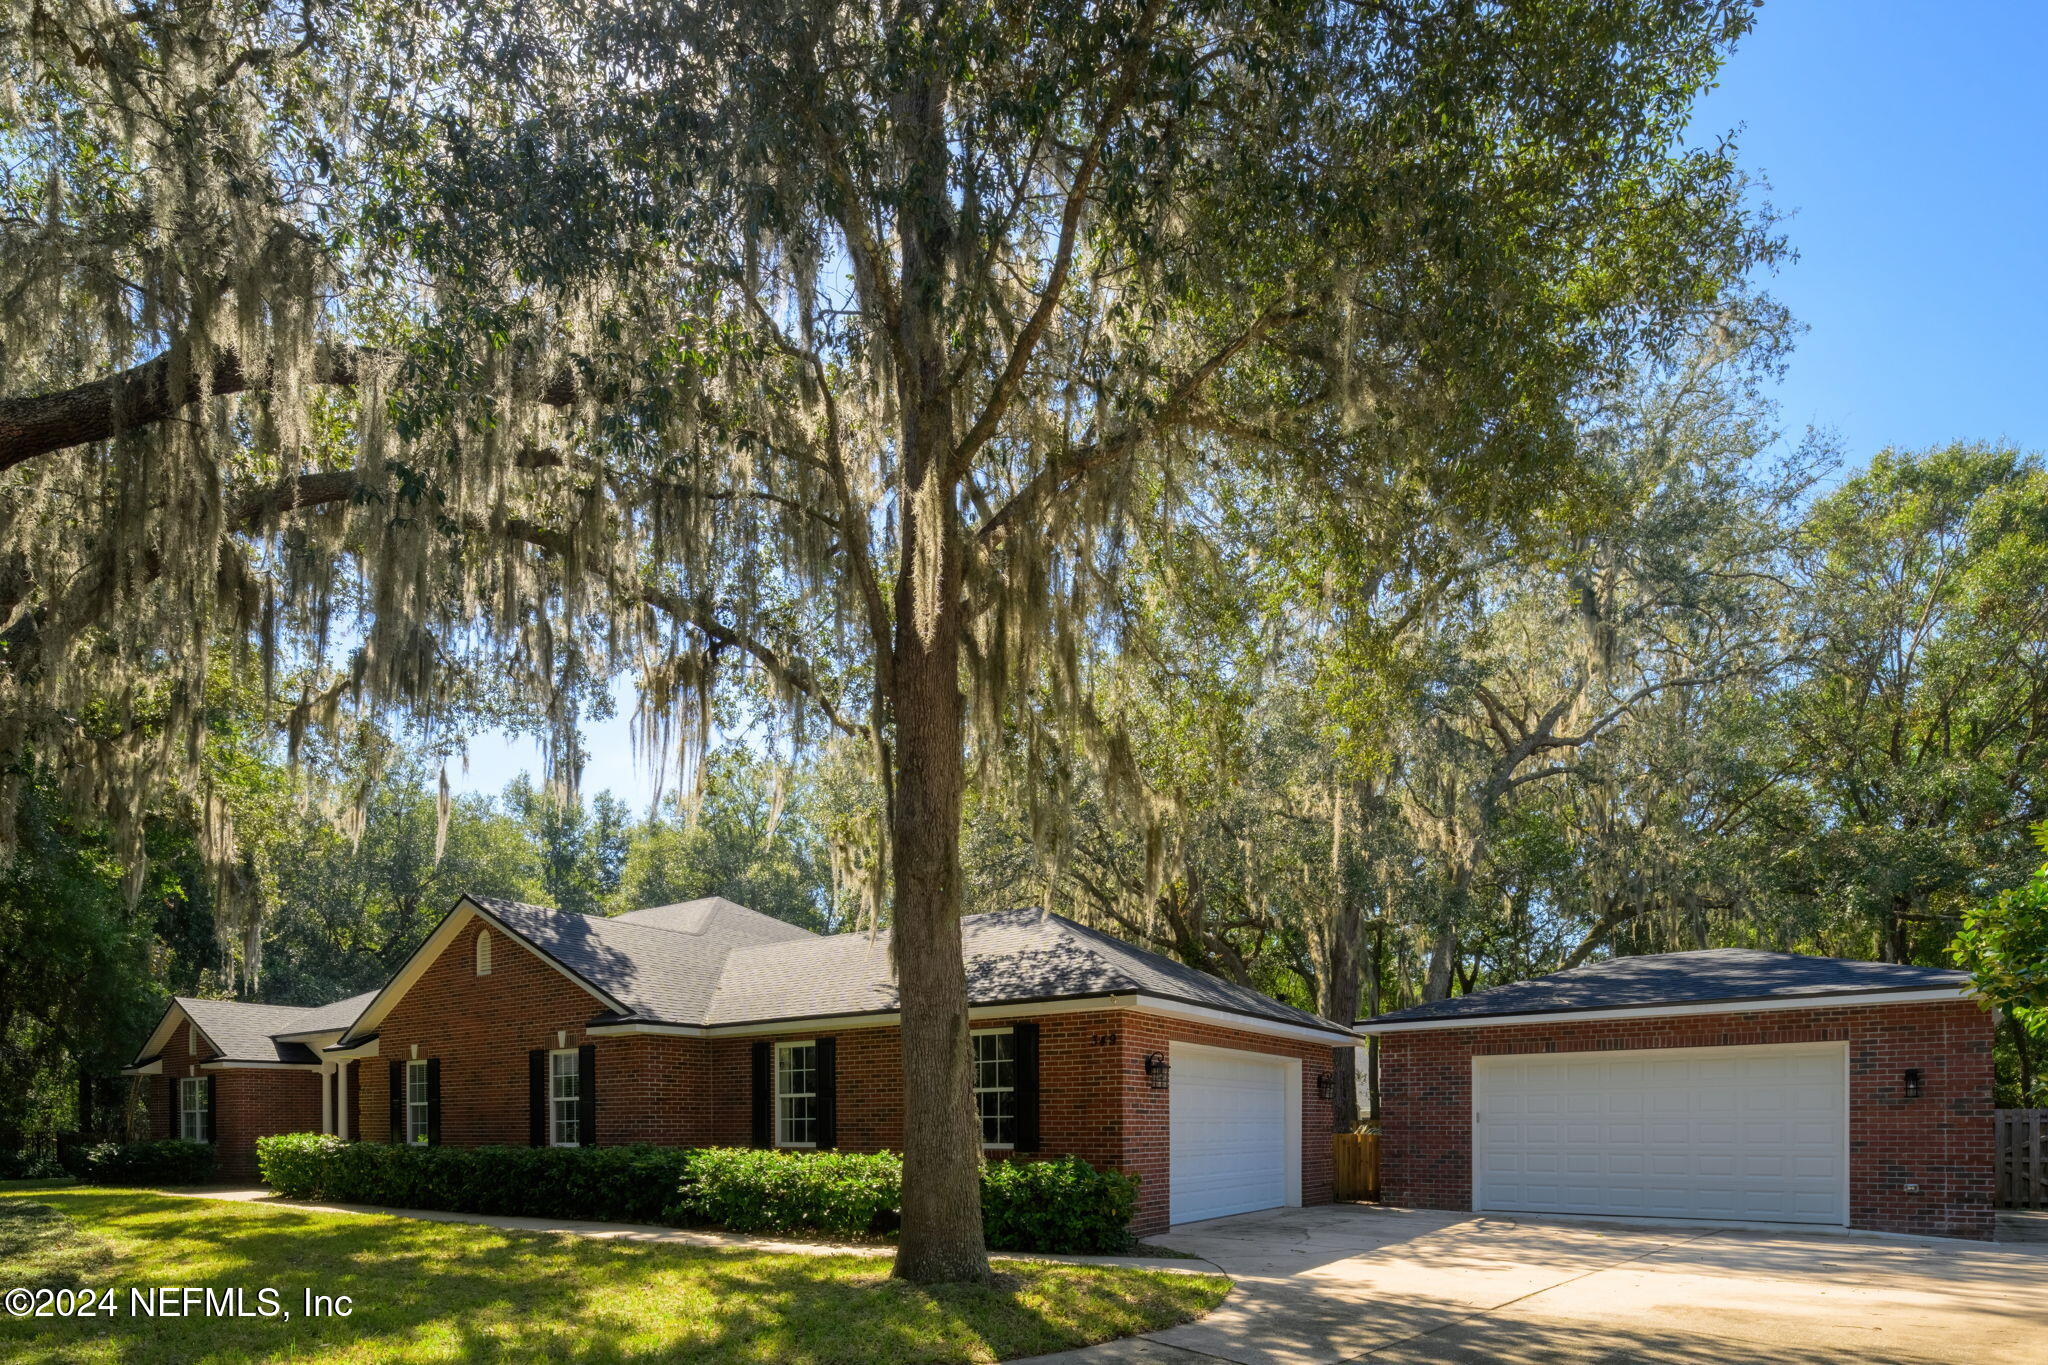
(1, 0, 1868, 1278)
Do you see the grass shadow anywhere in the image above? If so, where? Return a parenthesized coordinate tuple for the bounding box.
(0, 1189, 1225, 1365)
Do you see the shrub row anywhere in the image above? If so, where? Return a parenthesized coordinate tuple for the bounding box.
(72, 1140, 216, 1185)
(0, 1147, 66, 1181)
(255, 1137, 1138, 1253)
(256, 1135, 693, 1224)
(670, 1147, 903, 1238)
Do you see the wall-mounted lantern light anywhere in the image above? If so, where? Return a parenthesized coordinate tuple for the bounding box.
(1316, 1071, 1334, 1101)
(1144, 1052, 1170, 1090)
(1903, 1068, 1922, 1099)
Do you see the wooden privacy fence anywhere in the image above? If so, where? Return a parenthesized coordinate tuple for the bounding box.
(1997, 1109, 2047, 1209)
(1333, 1131, 1380, 1201)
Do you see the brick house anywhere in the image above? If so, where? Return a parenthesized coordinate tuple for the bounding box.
(127, 896, 1351, 1232)
(123, 992, 375, 1182)
(1359, 949, 1995, 1240)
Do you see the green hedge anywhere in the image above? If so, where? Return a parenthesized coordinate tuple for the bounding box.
(981, 1155, 1138, 1254)
(0, 1147, 65, 1181)
(668, 1147, 903, 1238)
(255, 1135, 694, 1224)
(255, 1136, 1139, 1253)
(74, 1140, 217, 1186)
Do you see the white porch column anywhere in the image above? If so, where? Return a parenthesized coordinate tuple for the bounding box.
(320, 1062, 333, 1135)
(337, 1061, 349, 1141)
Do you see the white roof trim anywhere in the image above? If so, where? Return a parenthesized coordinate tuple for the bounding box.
(322, 1038, 382, 1060)
(200, 1059, 324, 1072)
(1355, 986, 1977, 1034)
(587, 990, 1352, 1045)
(339, 897, 625, 1045)
(130, 1000, 214, 1067)
(121, 1060, 163, 1076)
(1137, 993, 1354, 1043)
(272, 1025, 350, 1044)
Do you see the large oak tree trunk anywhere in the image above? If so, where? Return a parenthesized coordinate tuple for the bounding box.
(888, 649, 986, 1281)
(887, 559, 988, 1283)
(886, 54, 990, 1286)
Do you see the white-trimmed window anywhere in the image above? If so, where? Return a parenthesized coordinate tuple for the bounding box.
(405, 1060, 431, 1144)
(972, 1029, 1016, 1149)
(775, 1041, 817, 1147)
(179, 1077, 209, 1142)
(550, 1049, 581, 1147)
(475, 930, 492, 975)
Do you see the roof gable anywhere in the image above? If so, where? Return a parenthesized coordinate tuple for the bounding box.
(338, 897, 626, 1044)
(472, 896, 762, 1024)
(1362, 948, 1974, 1029)
(272, 894, 1348, 1048)
(130, 997, 329, 1066)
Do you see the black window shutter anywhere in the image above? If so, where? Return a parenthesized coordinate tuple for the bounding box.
(426, 1058, 442, 1146)
(578, 1043, 597, 1147)
(528, 1049, 547, 1147)
(750, 1040, 772, 1147)
(204, 1074, 218, 1143)
(1012, 1022, 1041, 1153)
(388, 1060, 403, 1143)
(815, 1037, 838, 1150)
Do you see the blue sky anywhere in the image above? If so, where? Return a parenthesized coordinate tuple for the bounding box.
(1690, 0, 2045, 462)
(453, 1, 2047, 808)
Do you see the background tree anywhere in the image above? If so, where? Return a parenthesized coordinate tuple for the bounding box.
(1772, 445, 2048, 962)
(617, 747, 848, 932)
(8, 0, 1775, 1280)
(1952, 823, 2048, 1107)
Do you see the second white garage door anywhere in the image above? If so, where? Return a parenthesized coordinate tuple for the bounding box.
(1169, 1042, 1300, 1225)
(1474, 1041, 1847, 1226)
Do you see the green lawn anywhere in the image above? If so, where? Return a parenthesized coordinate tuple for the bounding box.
(0, 1190, 1226, 1365)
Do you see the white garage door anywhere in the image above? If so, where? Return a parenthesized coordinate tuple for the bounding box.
(1169, 1043, 1299, 1225)
(1474, 1042, 1847, 1226)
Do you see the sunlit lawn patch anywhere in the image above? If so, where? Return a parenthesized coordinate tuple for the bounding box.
(0, 1189, 1224, 1365)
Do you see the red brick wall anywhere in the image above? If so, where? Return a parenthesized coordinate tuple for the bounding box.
(148, 1016, 212, 1141)
(359, 915, 628, 1144)
(209, 1069, 324, 1182)
(694, 1012, 1336, 1233)
(148, 1015, 323, 1181)
(1115, 1014, 1338, 1234)
(1378, 1000, 1994, 1240)
(353, 913, 1343, 1235)
(696, 1011, 1134, 1166)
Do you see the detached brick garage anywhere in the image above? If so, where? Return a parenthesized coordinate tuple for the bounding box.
(1361, 951, 1996, 1240)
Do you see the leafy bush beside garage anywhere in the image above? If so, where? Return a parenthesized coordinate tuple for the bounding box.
(256, 1135, 1138, 1252)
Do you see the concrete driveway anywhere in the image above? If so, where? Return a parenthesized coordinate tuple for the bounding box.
(1017, 1204, 2048, 1365)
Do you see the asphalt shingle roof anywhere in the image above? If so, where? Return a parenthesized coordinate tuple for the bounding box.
(272, 990, 379, 1038)
(1360, 949, 1974, 1028)
(702, 906, 1346, 1033)
(173, 998, 327, 1064)
(468, 894, 819, 1024)
(138, 894, 1347, 1066)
